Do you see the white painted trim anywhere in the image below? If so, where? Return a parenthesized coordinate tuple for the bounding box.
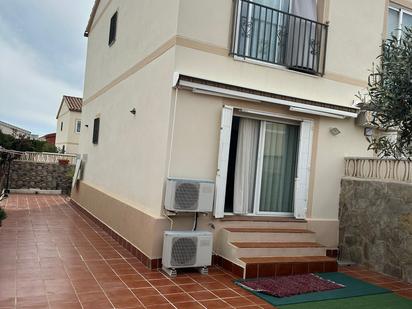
(214, 105, 234, 218)
(289, 107, 346, 119)
(237, 108, 306, 122)
(179, 80, 358, 118)
(294, 120, 314, 219)
(252, 121, 265, 215)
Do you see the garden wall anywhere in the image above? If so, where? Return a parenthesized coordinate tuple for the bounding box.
(9, 160, 73, 194)
(339, 177, 412, 282)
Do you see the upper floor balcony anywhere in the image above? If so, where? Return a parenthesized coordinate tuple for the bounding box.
(231, 0, 329, 76)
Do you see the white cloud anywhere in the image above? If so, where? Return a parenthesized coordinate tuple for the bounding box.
(0, 1, 94, 136)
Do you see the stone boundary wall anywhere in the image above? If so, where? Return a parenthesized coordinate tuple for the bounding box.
(339, 177, 412, 282)
(9, 161, 73, 195)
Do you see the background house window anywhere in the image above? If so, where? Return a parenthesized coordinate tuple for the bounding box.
(92, 118, 100, 144)
(75, 120, 81, 133)
(388, 5, 412, 39)
(108, 12, 118, 46)
(60, 122, 63, 131)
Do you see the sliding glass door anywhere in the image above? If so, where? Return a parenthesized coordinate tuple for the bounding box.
(256, 121, 299, 214)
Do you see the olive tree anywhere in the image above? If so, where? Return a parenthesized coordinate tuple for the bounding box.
(358, 27, 412, 158)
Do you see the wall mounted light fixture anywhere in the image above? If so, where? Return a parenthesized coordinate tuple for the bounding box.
(130, 108, 136, 115)
(329, 127, 341, 136)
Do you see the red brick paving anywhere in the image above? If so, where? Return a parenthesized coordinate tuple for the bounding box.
(1, 194, 411, 309)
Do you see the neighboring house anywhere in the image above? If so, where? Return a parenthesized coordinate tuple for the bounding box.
(40, 133, 56, 145)
(72, 0, 409, 274)
(55, 95, 82, 154)
(0, 120, 31, 138)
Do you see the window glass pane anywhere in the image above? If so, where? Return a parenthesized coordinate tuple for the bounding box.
(388, 8, 400, 38)
(402, 11, 412, 30)
(259, 122, 299, 213)
(249, 0, 290, 61)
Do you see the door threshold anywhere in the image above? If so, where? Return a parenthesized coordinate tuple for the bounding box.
(220, 215, 307, 223)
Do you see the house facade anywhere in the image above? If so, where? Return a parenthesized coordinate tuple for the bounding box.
(55, 95, 83, 154)
(0, 120, 31, 138)
(72, 0, 412, 274)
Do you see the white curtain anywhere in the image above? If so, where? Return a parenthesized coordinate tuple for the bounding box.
(286, 0, 318, 71)
(233, 118, 260, 215)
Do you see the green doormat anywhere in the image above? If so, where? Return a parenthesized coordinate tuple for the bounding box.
(279, 293, 412, 309)
(235, 272, 390, 306)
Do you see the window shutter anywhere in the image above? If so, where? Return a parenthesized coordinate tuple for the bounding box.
(214, 105, 234, 218)
(92, 118, 100, 144)
(294, 120, 313, 219)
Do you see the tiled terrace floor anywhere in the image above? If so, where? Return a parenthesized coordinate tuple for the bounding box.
(0, 194, 411, 309)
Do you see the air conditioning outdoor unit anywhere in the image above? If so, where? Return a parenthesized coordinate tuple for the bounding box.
(162, 231, 213, 277)
(164, 178, 214, 212)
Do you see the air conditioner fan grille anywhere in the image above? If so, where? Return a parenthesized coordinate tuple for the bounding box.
(174, 183, 199, 210)
(171, 237, 197, 266)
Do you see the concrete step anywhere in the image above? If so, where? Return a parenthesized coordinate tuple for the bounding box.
(230, 242, 327, 258)
(217, 220, 308, 230)
(225, 228, 316, 242)
(238, 256, 338, 279)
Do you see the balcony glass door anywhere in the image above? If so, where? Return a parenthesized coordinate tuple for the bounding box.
(254, 121, 299, 214)
(237, 0, 290, 63)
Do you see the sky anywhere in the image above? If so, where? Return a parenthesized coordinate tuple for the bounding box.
(0, 0, 94, 136)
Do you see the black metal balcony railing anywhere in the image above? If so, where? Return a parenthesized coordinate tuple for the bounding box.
(231, 0, 329, 76)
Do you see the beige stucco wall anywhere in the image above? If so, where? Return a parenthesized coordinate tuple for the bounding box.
(55, 103, 81, 154)
(174, 0, 387, 109)
(79, 47, 177, 218)
(75, 0, 391, 253)
(169, 89, 369, 219)
(84, 0, 180, 99)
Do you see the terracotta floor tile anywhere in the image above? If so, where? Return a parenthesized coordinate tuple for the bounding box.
(164, 293, 194, 304)
(200, 281, 227, 290)
(211, 288, 239, 298)
(188, 290, 217, 301)
(47, 292, 78, 304)
(131, 287, 160, 297)
(172, 277, 196, 285)
(156, 285, 184, 294)
(223, 296, 255, 307)
(16, 295, 48, 307)
(174, 301, 204, 309)
(149, 278, 175, 287)
(180, 283, 206, 292)
(5, 194, 412, 309)
(78, 291, 113, 309)
(137, 294, 169, 306)
(49, 300, 83, 309)
(71, 278, 102, 293)
(200, 299, 232, 308)
(106, 288, 140, 308)
(146, 304, 175, 309)
(0, 296, 16, 308)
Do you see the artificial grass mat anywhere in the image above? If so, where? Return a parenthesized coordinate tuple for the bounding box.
(235, 272, 390, 306)
(278, 293, 412, 309)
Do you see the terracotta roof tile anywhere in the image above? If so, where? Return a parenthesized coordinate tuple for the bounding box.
(63, 95, 82, 112)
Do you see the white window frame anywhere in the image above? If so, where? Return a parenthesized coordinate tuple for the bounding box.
(75, 119, 81, 133)
(388, 5, 412, 39)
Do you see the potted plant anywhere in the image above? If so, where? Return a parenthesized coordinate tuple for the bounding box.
(0, 207, 7, 227)
(58, 159, 70, 166)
